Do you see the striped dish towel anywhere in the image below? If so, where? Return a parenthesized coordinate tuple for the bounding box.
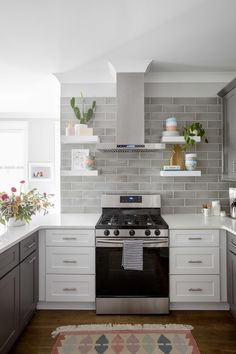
(122, 240, 143, 271)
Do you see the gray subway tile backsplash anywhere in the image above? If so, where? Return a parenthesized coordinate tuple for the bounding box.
(61, 95, 229, 214)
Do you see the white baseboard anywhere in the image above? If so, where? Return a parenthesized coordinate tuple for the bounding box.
(37, 301, 229, 311)
(170, 302, 229, 310)
(37, 301, 96, 310)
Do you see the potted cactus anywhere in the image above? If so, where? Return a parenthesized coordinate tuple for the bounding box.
(70, 93, 96, 135)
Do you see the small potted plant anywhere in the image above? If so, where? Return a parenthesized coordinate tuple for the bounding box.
(183, 122, 208, 171)
(70, 93, 96, 136)
(0, 181, 54, 226)
(183, 122, 208, 147)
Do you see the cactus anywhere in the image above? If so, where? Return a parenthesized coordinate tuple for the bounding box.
(70, 93, 96, 124)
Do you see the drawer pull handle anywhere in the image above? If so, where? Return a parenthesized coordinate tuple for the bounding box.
(63, 260, 77, 264)
(63, 288, 77, 291)
(188, 237, 202, 240)
(28, 256, 36, 264)
(231, 240, 236, 247)
(62, 237, 77, 240)
(188, 288, 203, 292)
(188, 260, 203, 264)
(27, 241, 36, 249)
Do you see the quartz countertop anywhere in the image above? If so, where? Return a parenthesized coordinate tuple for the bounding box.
(163, 213, 236, 236)
(0, 213, 236, 255)
(0, 213, 100, 254)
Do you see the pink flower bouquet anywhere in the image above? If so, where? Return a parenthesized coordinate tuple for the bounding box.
(0, 181, 54, 225)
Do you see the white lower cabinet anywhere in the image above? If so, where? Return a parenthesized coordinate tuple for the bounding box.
(40, 229, 96, 306)
(46, 247, 95, 274)
(170, 229, 223, 307)
(170, 275, 220, 302)
(46, 274, 95, 302)
(170, 247, 219, 275)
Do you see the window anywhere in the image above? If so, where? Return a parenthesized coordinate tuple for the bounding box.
(0, 121, 28, 192)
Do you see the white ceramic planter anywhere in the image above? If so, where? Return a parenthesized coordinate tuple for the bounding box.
(7, 217, 26, 227)
(185, 153, 197, 171)
(75, 124, 88, 136)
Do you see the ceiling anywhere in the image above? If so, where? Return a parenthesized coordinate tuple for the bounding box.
(1, 0, 236, 111)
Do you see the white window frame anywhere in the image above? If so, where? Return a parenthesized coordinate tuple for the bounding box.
(0, 121, 28, 187)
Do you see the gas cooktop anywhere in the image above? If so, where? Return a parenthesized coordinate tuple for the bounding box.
(96, 208, 168, 230)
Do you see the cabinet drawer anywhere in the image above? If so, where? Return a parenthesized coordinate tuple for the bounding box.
(0, 245, 19, 279)
(170, 229, 219, 247)
(46, 229, 95, 247)
(170, 247, 219, 275)
(170, 275, 220, 302)
(20, 233, 38, 262)
(46, 274, 95, 302)
(46, 247, 95, 274)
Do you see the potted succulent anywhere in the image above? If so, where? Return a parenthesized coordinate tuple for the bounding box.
(70, 93, 96, 135)
(0, 181, 54, 226)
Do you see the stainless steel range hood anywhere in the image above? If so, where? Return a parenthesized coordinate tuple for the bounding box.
(97, 61, 165, 152)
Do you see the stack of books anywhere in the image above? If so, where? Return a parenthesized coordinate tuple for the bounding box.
(162, 165, 181, 171)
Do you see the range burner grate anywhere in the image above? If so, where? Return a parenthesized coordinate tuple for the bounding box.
(97, 208, 168, 229)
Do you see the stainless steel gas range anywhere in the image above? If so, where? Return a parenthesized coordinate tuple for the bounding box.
(95, 194, 169, 315)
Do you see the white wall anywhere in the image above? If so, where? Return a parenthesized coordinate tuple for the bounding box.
(0, 74, 60, 117)
(0, 117, 60, 213)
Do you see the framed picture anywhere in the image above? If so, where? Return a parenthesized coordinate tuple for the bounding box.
(29, 162, 53, 182)
(71, 149, 89, 170)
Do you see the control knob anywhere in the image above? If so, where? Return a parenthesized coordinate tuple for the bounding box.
(129, 229, 135, 236)
(104, 229, 110, 236)
(114, 229, 120, 236)
(154, 229, 161, 236)
(145, 229, 151, 236)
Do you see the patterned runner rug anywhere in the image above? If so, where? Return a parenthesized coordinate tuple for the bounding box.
(51, 324, 201, 354)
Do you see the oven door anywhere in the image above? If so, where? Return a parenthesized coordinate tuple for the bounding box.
(96, 238, 169, 299)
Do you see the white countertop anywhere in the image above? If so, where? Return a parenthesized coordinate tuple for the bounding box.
(0, 213, 236, 255)
(0, 213, 100, 254)
(163, 213, 236, 235)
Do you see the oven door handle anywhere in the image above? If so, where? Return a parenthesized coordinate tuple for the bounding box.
(96, 239, 168, 247)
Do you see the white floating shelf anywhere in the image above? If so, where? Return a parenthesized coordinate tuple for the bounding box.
(160, 170, 201, 177)
(61, 136, 100, 144)
(61, 170, 99, 176)
(161, 136, 201, 144)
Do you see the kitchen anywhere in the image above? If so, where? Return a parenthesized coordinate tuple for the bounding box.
(1, 1, 236, 353)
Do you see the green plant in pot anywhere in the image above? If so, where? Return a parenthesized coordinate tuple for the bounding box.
(70, 93, 96, 124)
(183, 122, 208, 171)
(169, 122, 208, 171)
(183, 122, 208, 148)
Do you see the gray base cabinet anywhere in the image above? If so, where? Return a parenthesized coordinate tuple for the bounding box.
(0, 265, 19, 354)
(228, 233, 236, 317)
(20, 250, 38, 331)
(0, 232, 38, 354)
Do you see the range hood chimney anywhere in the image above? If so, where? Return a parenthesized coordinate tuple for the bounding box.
(97, 60, 165, 152)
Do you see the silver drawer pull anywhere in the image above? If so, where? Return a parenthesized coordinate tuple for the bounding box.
(62, 237, 77, 240)
(63, 260, 77, 264)
(28, 256, 36, 264)
(63, 288, 77, 291)
(231, 240, 236, 247)
(188, 237, 202, 240)
(188, 288, 203, 292)
(188, 260, 203, 264)
(27, 241, 36, 249)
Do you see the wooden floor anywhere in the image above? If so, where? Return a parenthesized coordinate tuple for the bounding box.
(9, 310, 236, 354)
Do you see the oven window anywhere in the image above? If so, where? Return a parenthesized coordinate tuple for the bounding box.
(96, 247, 169, 297)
